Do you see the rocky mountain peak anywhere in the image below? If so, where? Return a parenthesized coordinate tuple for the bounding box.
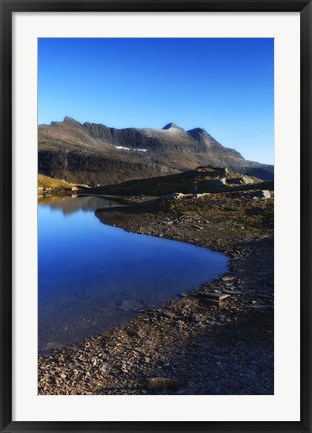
(162, 123, 183, 131)
(63, 116, 81, 126)
(187, 127, 208, 138)
(39, 117, 274, 184)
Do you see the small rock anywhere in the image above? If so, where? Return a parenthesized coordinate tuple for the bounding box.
(223, 290, 242, 295)
(192, 224, 203, 230)
(221, 276, 236, 282)
(147, 377, 183, 391)
(201, 293, 230, 301)
(161, 310, 178, 320)
(160, 192, 185, 201)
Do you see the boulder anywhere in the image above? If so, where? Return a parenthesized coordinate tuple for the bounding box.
(226, 177, 244, 185)
(252, 190, 271, 199)
(195, 193, 210, 198)
(160, 192, 185, 201)
(242, 175, 255, 184)
(262, 190, 271, 199)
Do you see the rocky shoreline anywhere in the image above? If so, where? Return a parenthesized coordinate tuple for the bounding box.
(38, 191, 274, 395)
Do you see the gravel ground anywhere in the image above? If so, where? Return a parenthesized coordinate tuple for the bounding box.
(38, 191, 274, 395)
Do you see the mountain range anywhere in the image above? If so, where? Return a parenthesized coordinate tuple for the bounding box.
(38, 117, 274, 185)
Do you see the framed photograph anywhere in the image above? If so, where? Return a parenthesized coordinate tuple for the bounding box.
(1, 0, 311, 432)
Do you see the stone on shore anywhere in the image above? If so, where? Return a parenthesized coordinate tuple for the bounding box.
(147, 377, 184, 391)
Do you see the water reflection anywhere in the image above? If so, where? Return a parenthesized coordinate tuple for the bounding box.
(38, 196, 228, 353)
(39, 195, 122, 215)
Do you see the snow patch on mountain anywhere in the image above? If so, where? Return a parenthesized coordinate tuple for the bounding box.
(115, 146, 148, 152)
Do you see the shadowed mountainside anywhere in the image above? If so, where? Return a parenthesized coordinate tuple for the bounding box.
(88, 166, 274, 197)
(38, 117, 274, 185)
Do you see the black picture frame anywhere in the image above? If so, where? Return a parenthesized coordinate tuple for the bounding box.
(1, 1, 311, 432)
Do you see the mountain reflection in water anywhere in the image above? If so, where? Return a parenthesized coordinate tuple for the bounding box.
(38, 195, 122, 215)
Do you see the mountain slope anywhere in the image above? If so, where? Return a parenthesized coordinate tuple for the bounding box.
(38, 117, 274, 184)
(88, 166, 274, 197)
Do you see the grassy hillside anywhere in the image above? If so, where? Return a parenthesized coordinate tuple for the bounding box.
(38, 174, 74, 191)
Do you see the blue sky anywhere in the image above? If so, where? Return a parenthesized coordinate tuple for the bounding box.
(38, 38, 274, 164)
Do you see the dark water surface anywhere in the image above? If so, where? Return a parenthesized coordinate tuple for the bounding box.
(38, 196, 228, 353)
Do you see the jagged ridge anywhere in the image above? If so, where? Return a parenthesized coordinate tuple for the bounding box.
(38, 117, 274, 185)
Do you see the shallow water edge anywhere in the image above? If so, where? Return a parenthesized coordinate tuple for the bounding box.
(38, 193, 273, 395)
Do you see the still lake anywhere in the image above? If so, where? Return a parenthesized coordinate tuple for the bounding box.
(38, 196, 228, 353)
